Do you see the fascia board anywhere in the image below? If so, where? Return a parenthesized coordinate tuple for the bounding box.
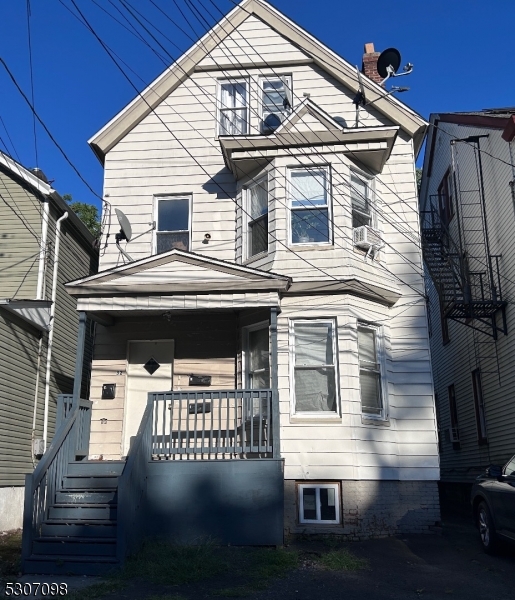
(88, 0, 427, 161)
(0, 151, 53, 196)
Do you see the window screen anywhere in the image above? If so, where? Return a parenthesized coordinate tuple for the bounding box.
(351, 173, 372, 228)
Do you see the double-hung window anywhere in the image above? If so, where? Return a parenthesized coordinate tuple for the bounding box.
(247, 176, 268, 258)
(261, 76, 292, 132)
(219, 80, 248, 135)
(155, 196, 190, 254)
(351, 173, 372, 228)
(358, 323, 386, 419)
(290, 167, 331, 245)
(245, 324, 270, 418)
(292, 320, 338, 414)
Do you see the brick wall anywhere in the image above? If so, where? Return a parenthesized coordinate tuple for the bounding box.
(285, 480, 440, 539)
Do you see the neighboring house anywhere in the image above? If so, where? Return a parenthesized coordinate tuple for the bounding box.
(22, 0, 440, 574)
(0, 151, 97, 531)
(419, 108, 515, 505)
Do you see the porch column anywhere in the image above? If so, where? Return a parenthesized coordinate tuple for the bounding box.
(72, 311, 87, 405)
(270, 307, 280, 459)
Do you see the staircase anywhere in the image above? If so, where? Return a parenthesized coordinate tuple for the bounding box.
(24, 461, 125, 575)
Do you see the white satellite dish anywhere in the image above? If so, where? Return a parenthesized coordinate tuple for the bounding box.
(115, 208, 134, 262)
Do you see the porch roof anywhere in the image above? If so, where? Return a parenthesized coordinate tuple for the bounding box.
(65, 248, 291, 296)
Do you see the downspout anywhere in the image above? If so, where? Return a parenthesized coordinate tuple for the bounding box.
(42, 211, 68, 452)
(31, 198, 50, 464)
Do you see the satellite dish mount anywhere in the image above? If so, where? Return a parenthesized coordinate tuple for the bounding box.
(377, 47, 413, 85)
(114, 208, 156, 263)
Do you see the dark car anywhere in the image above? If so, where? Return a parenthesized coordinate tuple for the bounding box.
(471, 454, 515, 553)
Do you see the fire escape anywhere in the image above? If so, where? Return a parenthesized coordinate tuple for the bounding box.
(421, 135, 507, 341)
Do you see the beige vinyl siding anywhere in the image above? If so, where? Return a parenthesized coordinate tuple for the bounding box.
(0, 168, 41, 299)
(425, 122, 515, 480)
(89, 313, 238, 459)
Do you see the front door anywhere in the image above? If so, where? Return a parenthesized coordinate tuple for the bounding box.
(123, 340, 174, 456)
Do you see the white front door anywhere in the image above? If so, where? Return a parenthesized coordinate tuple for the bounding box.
(123, 340, 174, 456)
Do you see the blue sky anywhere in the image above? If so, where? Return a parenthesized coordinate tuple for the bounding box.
(1, 0, 513, 211)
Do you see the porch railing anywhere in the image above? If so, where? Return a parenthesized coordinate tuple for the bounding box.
(21, 395, 92, 567)
(150, 389, 274, 458)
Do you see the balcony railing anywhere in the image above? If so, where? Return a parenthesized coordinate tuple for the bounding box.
(149, 389, 274, 459)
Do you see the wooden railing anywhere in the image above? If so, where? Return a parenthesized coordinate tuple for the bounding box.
(116, 398, 153, 563)
(150, 389, 274, 459)
(21, 395, 92, 567)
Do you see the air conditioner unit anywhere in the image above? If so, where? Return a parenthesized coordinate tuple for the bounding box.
(448, 427, 460, 443)
(353, 225, 383, 255)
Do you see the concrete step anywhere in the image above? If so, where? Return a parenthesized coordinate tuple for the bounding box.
(67, 461, 125, 476)
(23, 556, 118, 576)
(33, 538, 116, 557)
(55, 490, 117, 505)
(41, 521, 116, 538)
(48, 504, 117, 521)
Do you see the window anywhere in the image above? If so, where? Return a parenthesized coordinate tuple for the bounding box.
(219, 80, 248, 135)
(247, 176, 268, 258)
(472, 369, 487, 444)
(441, 304, 450, 345)
(261, 77, 292, 132)
(291, 320, 337, 414)
(438, 169, 454, 226)
(155, 196, 190, 253)
(298, 484, 340, 524)
(289, 167, 331, 245)
(358, 323, 386, 419)
(351, 173, 372, 228)
(448, 384, 460, 447)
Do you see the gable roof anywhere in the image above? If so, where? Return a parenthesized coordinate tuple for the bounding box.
(65, 248, 291, 295)
(88, 0, 427, 163)
(220, 97, 399, 176)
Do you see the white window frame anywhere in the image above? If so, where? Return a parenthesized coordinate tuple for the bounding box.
(289, 318, 340, 417)
(153, 194, 192, 255)
(244, 174, 269, 260)
(298, 483, 340, 525)
(217, 78, 249, 136)
(242, 321, 270, 389)
(358, 321, 388, 421)
(287, 165, 333, 246)
(350, 169, 376, 230)
(259, 75, 293, 131)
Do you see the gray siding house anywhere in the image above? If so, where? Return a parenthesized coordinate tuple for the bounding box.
(0, 151, 97, 530)
(419, 109, 515, 504)
(22, 0, 440, 575)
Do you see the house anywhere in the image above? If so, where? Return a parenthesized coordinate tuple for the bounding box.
(22, 0, 440, 574)
(420, 108, 515, 507)
(0, 151, 97, 531)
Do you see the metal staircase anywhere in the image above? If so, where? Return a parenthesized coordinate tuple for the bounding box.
(24, 460, 124, 575)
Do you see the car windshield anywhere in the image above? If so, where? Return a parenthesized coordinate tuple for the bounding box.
(504, 455, 515, 476)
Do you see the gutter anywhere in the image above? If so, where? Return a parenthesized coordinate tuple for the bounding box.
(42, 211, 68, 452)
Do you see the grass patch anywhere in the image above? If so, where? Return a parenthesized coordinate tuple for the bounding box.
(0, 530, 22, 585)
(248, 548, 298, 581)
(64, 581, 126, 600)
(317, 548, 369, 572)
(119, 541, 229, 585)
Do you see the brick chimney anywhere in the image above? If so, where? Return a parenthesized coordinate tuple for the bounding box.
(362, 43, 383, 85)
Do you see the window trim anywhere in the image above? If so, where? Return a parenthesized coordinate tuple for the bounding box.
(350, 169, 376, 230)
(153, 194, 192, 255)
(217, 78, 249, 137)
(298, 483, 340, 525)
(358, 321, 388, 421)
(472, 369, 488, 444)
(259, 74, 293, 131)
(287, 165, 333, 247)
(242, 320, 270, 390)
(244, 174, 269, 260)
(289, 318, 340, 417)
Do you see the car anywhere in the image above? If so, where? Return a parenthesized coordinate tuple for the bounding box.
(471, 454, 515, 553)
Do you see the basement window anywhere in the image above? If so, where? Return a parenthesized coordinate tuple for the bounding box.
(298, 483, 340, 524)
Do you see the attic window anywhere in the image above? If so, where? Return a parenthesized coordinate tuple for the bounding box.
(219, 80, 248, 135)
(261, 77, 292, 133)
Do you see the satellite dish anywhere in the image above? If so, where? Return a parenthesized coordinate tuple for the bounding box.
(263, 113, 282, 133)
(377, 48, 401, 79)
(115, 208, 132, 243)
